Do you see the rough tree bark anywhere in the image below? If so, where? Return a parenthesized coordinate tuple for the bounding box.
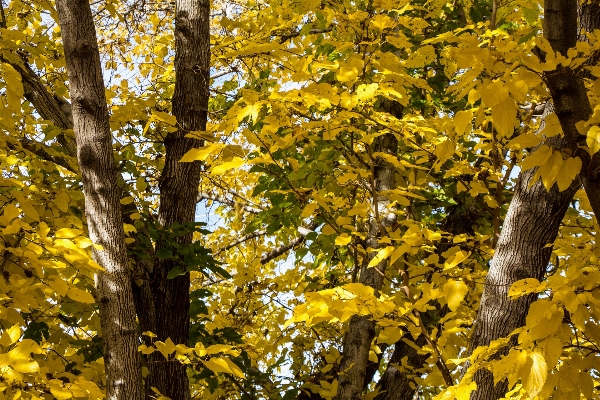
(466, 132, 578, 400)
(143, 0, 210, 399)
(335, 132, 398, 400)
(466, 1, 599, 398)
(54, 1, 143, 399)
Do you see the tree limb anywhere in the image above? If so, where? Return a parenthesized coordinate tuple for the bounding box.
(9, 137, 77, 173)
(217, 229, 267, 254)
(197, 191, 263, 214)
(260, 222, 318, 264)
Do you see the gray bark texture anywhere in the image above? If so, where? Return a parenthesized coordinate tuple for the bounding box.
(143, 0, 210, 399)
(466, 1, 599, 398)
(336, 132, 398, 400)
(466, 134, 577, 400)
(54, 1, 143, 399)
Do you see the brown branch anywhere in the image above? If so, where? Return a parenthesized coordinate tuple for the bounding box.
(277, 26, 334, 43)
(197, 191, 263, 214)
(4, 58, 77, 156)
(7, 137, 77, 173)
(217, 229, 267, 254)
(260, 221, 318, 264)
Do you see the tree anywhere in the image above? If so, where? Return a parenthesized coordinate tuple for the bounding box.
(1, 0, 600, 399)
(54, 0, 143, 398)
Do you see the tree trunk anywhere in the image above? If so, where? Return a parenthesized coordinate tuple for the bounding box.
(467, 1, 599, 398)
(466, 136, 577, 399)
(336, 132, 398, 399)
(144, 0, 210, 399)
(374, 335, 429, 400)
(54, 1, 143, 399)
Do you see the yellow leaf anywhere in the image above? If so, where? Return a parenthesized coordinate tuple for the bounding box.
(211, 157, 244, 175)
(389, 244, 410, 266)
(120, 197, 134, 205)
(443, 280, 468, 311)
(492, 96, 517, 137)
(370, 14, 394, 30)
(524, 351, 547, 398)
(136, 177, 148, 192)
(507, 79, 529, 102)
(55, 228, 83, 238)
(378, 327, 402, 345)
(180, 143, 222, 162)
(536, 150, 563, 191)
(1, 63, 24, 111)
(11, 359, 38, 373)
(521, 145, 552, 171)
(539, 336, 562, 368)
(205, 344, 234, 355)
(152, 111, 177, 126)
(67, 287, 95, 304)
(335, 234, 352, 246)
(508, 278, 542, 299)
(479, 81, 507, 107)
(443, 250, 470, 270)
(8, 339, 42, 361)
(507, 133, 542, 150)
(455, 381, 477, 400)
(301, 203, 319, 218)
(222, 356, 245, 379)
(12, 192, 39, 222)
(321, 224, 336, 235)
(405, 45, 436, 68)
(434, 139, 455, 170)
(50, 384, 72, 400)
(201, 357, 235, 375)
(539, 112, 563, 138)
(337, 57, 363, 83)
(343, 283, 375, 297)
(5, 155, 19, 166)
(1, 204, 19, 222)
(556, 157, 582, 191)
(48, 276, 70, 297)
(587, 125, 600, 154)
(454, 109, 474, 136)
(155, 338, 177, 359)
(367, 246, 394, 268)
(368, 350, 378, 363)
(124, 223, 137, 236)
(6, 325, 20, 345)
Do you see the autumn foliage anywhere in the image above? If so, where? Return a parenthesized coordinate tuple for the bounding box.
(0, 0, 599, 399)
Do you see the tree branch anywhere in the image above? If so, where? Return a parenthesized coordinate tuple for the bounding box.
(277, 26, 334, 43)
(2, 56, 77, 156)
(260, 222, 318, 264)
(217, 229, 267, 254)
(9, 137, 78, 173)
(197, 191, 263, 214)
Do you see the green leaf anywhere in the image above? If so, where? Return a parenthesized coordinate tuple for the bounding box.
(167, 265, 186, 279)
(157, 249, 174, 259)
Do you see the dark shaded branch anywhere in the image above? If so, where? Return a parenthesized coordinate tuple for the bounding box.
(197, 191, 263, 214)
(10, 137, 77, 173)
(584, 178, 600, 217)
(277, 27, 334, 43)
(260, 222, 318, 264)
(217, 229, 267, 254)
(2, 56, 77, 156)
